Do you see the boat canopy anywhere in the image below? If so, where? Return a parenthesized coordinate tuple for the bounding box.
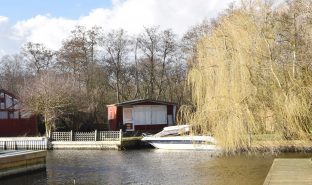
(154, 125, 189, 137)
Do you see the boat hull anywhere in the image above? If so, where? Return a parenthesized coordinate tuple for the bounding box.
(149, 142, 217, 150)
(142, 136, 218, 150)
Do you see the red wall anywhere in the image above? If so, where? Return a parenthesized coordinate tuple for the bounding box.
(107, 106, 118, 131)
(0, 117, 37, 137)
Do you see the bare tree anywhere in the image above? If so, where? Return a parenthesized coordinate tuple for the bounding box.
(137, 27, 160, 99)
(57, 26, 89, 80)
(19, 72, 82, 136)
(22, 42, 54, 74)
(182, 20, 211, 67)
(156, 29, 177, 99)
(0, 54, 25, 93)
(101, 29, 131, 103)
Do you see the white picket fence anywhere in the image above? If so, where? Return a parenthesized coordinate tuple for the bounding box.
(0, 131, 122, 150)
(0, 137, 48, 150)
(51, 130, 122, 142)
(51, 132, 71, 141)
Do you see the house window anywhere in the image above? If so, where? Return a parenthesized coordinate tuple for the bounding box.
(5, 95, 13, 108)
(168, 115, 173, 125)
(151, 105, 167, 124)
(0, 111, 8, 119)
(133, 105, 167, 125)
(0, 102, 4, 109)
(9, 111, 19, 119)
(133, 105, 151, 125)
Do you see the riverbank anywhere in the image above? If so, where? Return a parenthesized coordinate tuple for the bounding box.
(218, 133, 312, 154)
(250, 140, 312, 153)
(250, 133, 312, 152)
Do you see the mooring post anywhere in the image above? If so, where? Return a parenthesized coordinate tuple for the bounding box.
(94, 130, 97, 141)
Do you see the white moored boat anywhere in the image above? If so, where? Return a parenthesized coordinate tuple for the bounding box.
(141, 125, 218, 150)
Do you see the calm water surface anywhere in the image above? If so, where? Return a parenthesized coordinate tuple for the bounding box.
(0, 150, 311, 185)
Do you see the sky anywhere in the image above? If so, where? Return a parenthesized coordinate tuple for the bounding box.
(0, 0, 235, 57)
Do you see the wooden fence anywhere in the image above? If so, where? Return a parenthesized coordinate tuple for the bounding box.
(51, 130, 122, 142)
(0, 137, 48, 150)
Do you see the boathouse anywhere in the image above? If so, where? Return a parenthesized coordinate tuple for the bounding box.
(0, 89, 37, 136)
(107, 99, 176, 133)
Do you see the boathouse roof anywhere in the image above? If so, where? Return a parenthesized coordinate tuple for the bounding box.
(107, 99, 176, 107)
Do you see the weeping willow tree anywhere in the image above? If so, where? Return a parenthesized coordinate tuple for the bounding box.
(182, 5, 312, 153)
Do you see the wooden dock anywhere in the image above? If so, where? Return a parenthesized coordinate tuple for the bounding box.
(263, 158, 312, 185)
(0, 150, 47, 178)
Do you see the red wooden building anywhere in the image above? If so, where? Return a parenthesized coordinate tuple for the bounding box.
(0, 89, 37, 136)
(107, 99, 176, 133)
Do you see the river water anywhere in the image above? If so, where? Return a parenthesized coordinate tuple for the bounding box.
(0, 150, 311, 185)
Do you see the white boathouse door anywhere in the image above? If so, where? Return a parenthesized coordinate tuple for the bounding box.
(123, 108, 134, 131)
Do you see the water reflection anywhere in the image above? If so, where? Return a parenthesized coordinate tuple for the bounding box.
(0, 150, 311, 185)
(0, 170, 47, 185)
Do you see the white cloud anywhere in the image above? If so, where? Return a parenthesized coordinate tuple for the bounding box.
(0, 16, 22, 57)
(0, 16, 8, 23)
(2, 0, 233, 55)
(13, 15, 76, 50)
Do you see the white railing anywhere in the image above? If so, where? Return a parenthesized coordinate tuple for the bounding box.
(51, 132, 71, 141)
(75, 132, 95, 141)
(0, 137, 48, 150)
(98, 131, 120, 141)
(51, 130, 122, 142)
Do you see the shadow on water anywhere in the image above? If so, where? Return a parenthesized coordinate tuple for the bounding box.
(0, 170, 48, 185)
(0, 150, 311, 185)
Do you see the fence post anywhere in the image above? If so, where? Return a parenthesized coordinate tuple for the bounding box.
(70, 130, 73, 141)
(119, 129, 122, 143)
(49, 131, 52, 140)
(94, 130, 97, 141)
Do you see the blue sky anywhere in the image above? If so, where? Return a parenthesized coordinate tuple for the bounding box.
(0, 0, 234, 56)
(0, 0, 112, 22)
